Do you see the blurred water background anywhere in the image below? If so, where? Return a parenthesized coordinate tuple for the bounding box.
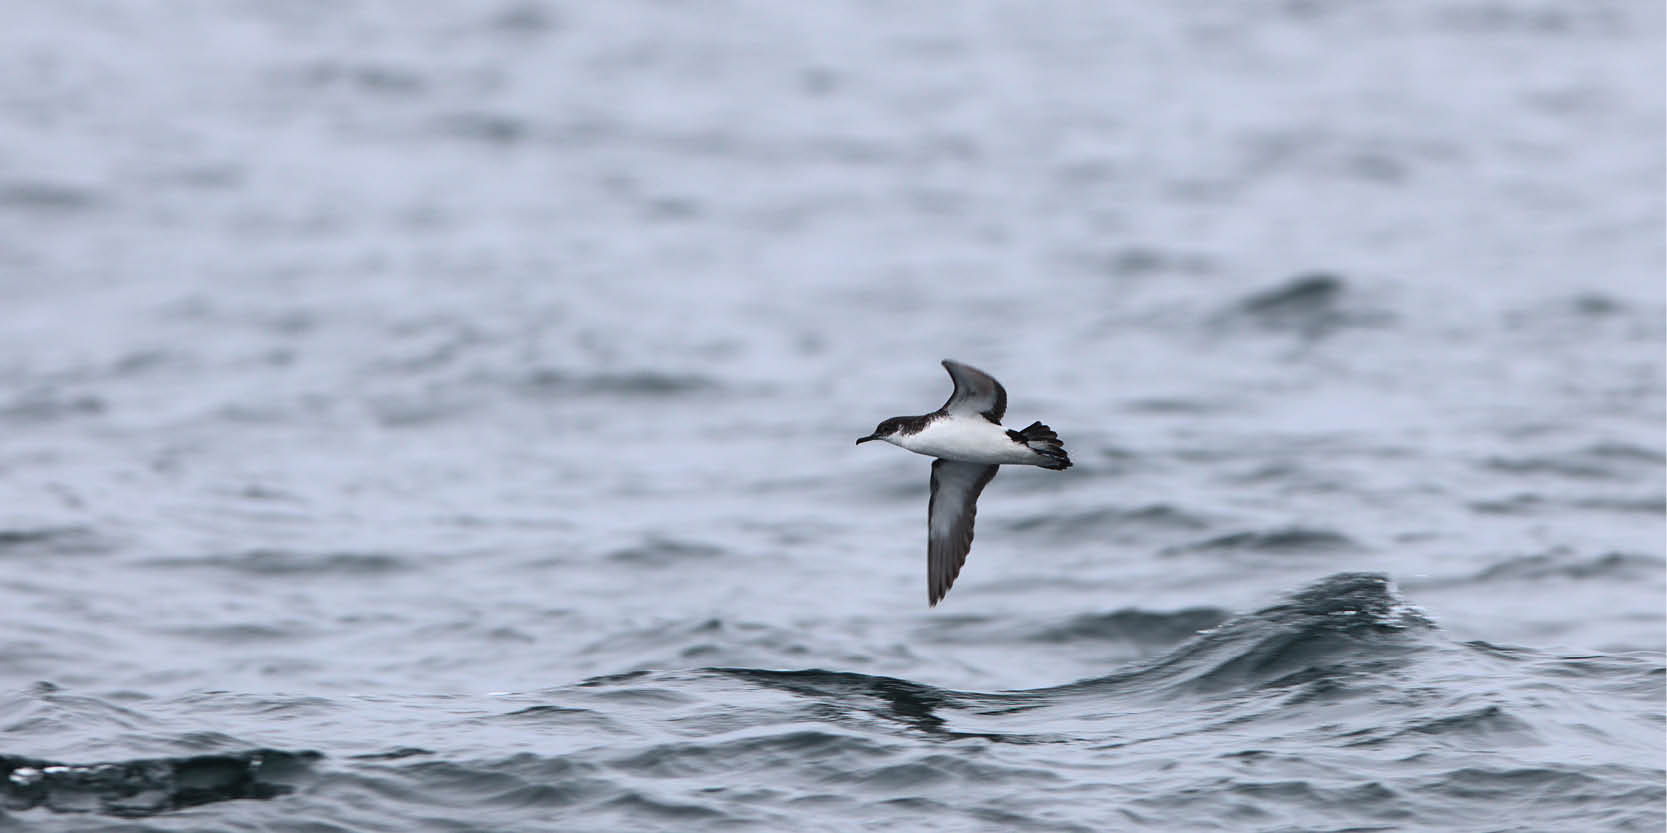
(0, 1, 1662, 831)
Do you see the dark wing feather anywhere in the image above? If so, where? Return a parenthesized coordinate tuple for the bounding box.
(939, 360, 1007, 423)
(927, 459, 1000, 606)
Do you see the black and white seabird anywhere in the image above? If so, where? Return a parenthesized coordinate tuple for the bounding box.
(856, 360, 1072, 606)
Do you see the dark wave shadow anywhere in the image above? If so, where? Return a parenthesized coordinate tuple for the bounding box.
(1068, 572, 1434, 697)
(713, 667, 1010, 739)
(0, 749, 319, 817)
(717, 572, 1438, 739)
(716, 573, 1433, 736)
(1211, 273, 1394, 341)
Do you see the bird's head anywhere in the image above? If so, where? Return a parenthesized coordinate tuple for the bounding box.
(856, 417, 907, 446)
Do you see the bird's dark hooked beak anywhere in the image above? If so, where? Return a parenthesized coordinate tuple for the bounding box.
(855, 434, 879, 445)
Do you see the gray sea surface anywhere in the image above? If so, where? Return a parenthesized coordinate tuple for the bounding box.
(0, 1, 1663, 831)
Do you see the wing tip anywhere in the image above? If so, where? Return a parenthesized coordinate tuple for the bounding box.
(928, 577, 952, 607)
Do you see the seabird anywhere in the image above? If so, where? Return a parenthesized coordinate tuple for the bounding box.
(857, 360, 1072, 606)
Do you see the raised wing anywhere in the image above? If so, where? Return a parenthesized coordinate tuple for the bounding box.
(939, 360, 1007, 423)
(927, 459, 1000, 606)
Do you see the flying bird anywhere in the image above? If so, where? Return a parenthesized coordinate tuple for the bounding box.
(856, 360, 1071, 606)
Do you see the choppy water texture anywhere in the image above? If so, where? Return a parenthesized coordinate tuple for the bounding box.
(0, 1, 1662, 831)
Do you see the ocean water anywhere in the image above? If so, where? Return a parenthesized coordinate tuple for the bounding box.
(0, 1, 1662, 831)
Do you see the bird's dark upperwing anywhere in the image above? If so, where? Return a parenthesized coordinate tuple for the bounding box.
(927, 459, 1000, 606)
(938, 360, 1007, 423)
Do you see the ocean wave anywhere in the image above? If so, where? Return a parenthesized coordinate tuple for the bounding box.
(4, 573, 1659, 828)
(1212, 273, 1394, 339)
(0, 526, 110, 558)
(729, 573, 1436, 712)
(1024, 607, 1232, 646)
(0, 749, 318, 817)
(139, 549, 412, 576)
(516, 368, 721, 397)
(1068, 572, 1433, 697)
(1161, 527, 1363, 557)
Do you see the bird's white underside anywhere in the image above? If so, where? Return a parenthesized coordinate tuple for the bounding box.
(885, 417, 1042, 466)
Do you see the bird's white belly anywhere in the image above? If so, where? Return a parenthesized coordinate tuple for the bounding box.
(896, 418, 1031, 464)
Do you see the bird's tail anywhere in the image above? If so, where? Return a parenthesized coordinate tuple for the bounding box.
(1008, 421, 1071, 470)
